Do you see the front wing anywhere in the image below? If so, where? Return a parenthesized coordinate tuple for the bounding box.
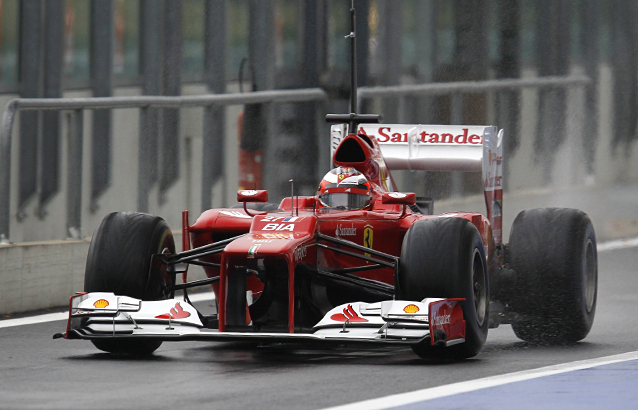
(60, 292, 466, 347)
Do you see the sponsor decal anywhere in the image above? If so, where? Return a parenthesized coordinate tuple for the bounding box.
(363, 225, 373, 259)
(419, 129, 483, 145)
(404, 316, 428, 322)
(484, 173, 503, 189)
(388, 192, 407, 199)
(330, 304, 368, 323)
(493, 199, 502, 217)
(432, 312, 451, 327)
(261, 216, 302, 223)
(220, 210, 252, 219)
(252, 239, 272, 243)
(487, 150, 503, 166)
(379, 163, 389, 190)
(72, 311, 93, 316)
(294, 245, 307, 262)
(375, 127, 483, 145)
(403, 304, 420, 314)
(155, 302, 191, 320)
(240, 190, 259, 196)
(253, 233, 294, 239)
(93, 299, 109, 308)
(248, 245, 261, 258)
(335, 223, 357, 237)
(363, 226, 373, 248)
(263, 223, 295, 231)
(377, 127, 408, 143)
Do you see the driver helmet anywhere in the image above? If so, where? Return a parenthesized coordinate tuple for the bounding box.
(317, 167, 372, 210)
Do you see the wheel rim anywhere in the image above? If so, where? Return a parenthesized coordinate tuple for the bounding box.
(583, 239, 597, 313)
(472, 248, 487, 326)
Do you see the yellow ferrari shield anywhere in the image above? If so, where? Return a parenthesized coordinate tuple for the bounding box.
(363, 227, 373, 261)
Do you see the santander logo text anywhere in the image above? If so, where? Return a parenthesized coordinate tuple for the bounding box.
(373, 127, 483, 145)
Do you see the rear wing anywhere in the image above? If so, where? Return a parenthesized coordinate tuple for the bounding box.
(330, 124, 504, 244)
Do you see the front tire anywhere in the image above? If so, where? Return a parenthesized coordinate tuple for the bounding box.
(398, 217, 489, 359)
(84, 212, 175, 355)
(509, 208, 597, 344)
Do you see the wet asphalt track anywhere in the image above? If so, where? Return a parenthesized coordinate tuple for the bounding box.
(0, 245, 637, 409)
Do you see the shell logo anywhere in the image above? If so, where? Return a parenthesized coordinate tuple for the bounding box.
(403, 304, 420, 313)
(93, 299, 109, 308)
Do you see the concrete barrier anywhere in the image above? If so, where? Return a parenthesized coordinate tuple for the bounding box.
(0, 233, 208, 316)
(0, 239, 90, 315)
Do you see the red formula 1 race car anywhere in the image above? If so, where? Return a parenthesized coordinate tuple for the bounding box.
(56, 115, 598, 360)
(56, 5, 597, 360)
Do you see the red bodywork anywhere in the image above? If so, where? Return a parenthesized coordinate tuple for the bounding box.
(186, 132, 496, 334)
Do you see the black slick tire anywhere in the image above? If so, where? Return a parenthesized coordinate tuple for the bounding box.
(509, 208, 597, 344)
(398, 217, 489, 360)
(84, 212, 175, 355)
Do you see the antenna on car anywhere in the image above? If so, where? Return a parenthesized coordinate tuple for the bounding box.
(347, 0, 357, 120)
(289, 179, 298, 216)
(325, 1, 382, 134)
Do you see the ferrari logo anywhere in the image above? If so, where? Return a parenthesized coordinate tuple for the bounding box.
(363, 226, 373, 262)
(338, 173, 345, 181)
(363, 227, 373, 249)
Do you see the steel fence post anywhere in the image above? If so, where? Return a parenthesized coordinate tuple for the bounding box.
(0, 100, 18, 244)
(137, 106, 151, 213)
(202, 0, 227, 212)
(66, 109, 83, 239)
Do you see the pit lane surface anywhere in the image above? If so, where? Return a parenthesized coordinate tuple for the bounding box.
(1, 243, 637, 409)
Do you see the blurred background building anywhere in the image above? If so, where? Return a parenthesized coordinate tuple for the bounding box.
(1, 0, 637, 242)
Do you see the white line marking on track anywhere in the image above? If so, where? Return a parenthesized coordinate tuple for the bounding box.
(0, 236, 636, 329)
(0, 312, 68, 329)
(321, 351, 638, 410)
(0, 292, 215, 329)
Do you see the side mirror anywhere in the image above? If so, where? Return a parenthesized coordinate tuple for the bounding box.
(382, 192, 416, 219)
(381, 192, 416, 206)
(237, 190, 269, 217)
(237, 189, 268, 203)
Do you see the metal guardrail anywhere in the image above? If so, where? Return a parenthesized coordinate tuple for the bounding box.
(357, 75, 591, 100)
(0, 88, 328, 244)
(0, 76, 591, 244)
(358, 74, 592, 132)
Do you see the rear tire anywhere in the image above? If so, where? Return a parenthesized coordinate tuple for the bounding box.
(509, 208, 597, 344)
(398, 218, 489, 360)
(84, 212, 175, 355)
